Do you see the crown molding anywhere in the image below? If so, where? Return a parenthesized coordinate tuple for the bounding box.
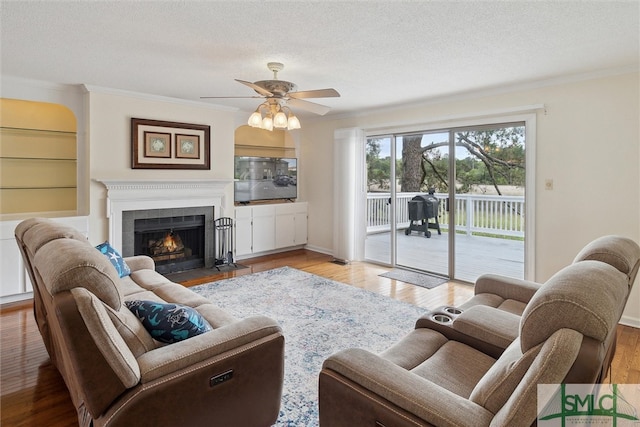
(82, 84, 238, 112)
(314, 64, 639, 123)
(0, 75, 85, 98)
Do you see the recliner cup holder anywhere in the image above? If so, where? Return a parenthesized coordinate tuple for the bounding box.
(444, 307, 463, 315)
(431, 314, 452, 323)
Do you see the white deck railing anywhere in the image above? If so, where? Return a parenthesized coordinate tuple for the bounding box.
(367, 192, 525, 238)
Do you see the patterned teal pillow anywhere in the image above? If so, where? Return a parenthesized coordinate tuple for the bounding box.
(95, 241, 131, 278)
(125, 300, 212, 343)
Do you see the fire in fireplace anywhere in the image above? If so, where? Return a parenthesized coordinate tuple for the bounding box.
(134, 215, 205, 274)
(148, 231, 187, 260)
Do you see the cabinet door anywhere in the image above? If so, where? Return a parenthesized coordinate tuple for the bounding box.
(234, 207, 253, 257)
(1, 238, 26, 296)
(275, 213, 296, 248)
(275, 202, 307, 248)
(251, 205, 276, 253)
(294, 211, 308, 245)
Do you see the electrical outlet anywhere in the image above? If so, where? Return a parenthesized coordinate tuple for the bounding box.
(545, 179, 554, 190)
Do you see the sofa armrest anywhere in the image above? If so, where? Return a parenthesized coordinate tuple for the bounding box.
(124, 255, 155, 272)
(451, 306, 520, 349)
(414, 313, 506, 359)
(321, 348, 493, 427)
(474, 273, 541, 303)
(137, 315, 282, 382)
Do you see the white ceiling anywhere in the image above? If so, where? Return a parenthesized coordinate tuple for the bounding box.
(1, 1, 639, 119)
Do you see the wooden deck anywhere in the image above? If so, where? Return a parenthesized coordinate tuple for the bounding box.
(365, 231, 524, 282)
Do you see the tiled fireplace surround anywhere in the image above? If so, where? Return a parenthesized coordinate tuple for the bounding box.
(123, 206, 214, 270)
(97, 179, 232, 270)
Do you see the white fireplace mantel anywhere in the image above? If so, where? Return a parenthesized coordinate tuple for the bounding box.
(95, 178, 232, 251)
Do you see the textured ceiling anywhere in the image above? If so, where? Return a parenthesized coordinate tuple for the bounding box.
(1, 1, 639, 118)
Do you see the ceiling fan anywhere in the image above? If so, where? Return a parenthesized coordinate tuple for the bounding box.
(201, 62, 340, 130)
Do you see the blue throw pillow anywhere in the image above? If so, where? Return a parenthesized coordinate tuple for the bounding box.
(125, 300, 212, 343)
(95, 241, 131, 278)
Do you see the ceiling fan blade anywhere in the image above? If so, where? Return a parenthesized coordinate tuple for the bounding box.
(287, 98, 332, 116)
(289, 88, 340, 99)
(235, 79, 273, 97)
(200, 96, 263, 99)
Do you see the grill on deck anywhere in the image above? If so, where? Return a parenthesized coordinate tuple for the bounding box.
(406, 193, 441, 238)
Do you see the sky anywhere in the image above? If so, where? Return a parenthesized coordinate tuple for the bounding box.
(373, 133, 470, 160)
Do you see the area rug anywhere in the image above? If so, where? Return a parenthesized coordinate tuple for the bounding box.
(190, 266, 426, 426)
(379, 268, 448, 289)
(165, 264, 247, 282)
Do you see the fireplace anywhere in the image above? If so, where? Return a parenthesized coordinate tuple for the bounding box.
(122, 206, 215, 274)
(134, 214, 206, 274)
(96, 178, 232, 273)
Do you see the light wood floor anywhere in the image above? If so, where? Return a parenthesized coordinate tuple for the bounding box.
(1, 249, 638, 426)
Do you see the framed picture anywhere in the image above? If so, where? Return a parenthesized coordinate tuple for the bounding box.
(131, 118, 210, 169)
(144, 132, 171, 158)
(175, 134, 200, 159)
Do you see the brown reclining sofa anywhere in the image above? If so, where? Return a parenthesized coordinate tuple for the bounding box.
(15, 217, 285, 427)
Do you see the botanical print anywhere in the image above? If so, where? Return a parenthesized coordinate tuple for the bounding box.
(176, 134, 200, 158)
(144, 132, 171, 158)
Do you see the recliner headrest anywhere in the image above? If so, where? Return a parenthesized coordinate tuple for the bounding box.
(33, 238, 123, 310)
(573, 235, 640, 285)
(520, 261, 627, 353)
(17, 217, 87, 256)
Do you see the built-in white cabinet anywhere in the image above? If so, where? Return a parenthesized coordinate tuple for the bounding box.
(275, 203, 308, 248)
(0, 215, 88, 304)
(251, 205, 277, 253)
(235, 202, 307, 258)
(234, 207, 253, 257)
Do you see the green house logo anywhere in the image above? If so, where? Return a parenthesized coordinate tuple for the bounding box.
(538, 384, 640, 426)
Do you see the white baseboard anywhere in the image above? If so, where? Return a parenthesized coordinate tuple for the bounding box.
(235, 244, 307, 261)
(1, 292, 33, 306)
(619, 315, 640, 329)
(303, 244, 333, 256)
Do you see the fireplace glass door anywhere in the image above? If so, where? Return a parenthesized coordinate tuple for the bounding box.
(134, 215, 205, 274)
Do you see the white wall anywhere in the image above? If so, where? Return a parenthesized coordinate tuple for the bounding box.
(4, 73, 639, 325)
(301, 71, 640, 326)
(86, 88, 238, 243)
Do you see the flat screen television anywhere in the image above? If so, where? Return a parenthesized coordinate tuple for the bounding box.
(234, 156, 297, 203)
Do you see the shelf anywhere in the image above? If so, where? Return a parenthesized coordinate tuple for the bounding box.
(1, 156, 77, 161)
(0, 126, 76, 136)
(0, 127, 76, 160)
(1, 186, 77, 190)
(0, 99, 79, 216)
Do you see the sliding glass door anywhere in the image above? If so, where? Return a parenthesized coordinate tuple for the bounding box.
(452, 125, 526, 281)
(364, 123, 526, 282)
(394, 132, 450, 276)
(365, 136, 393, 265)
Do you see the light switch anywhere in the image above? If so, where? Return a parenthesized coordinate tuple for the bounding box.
(545, 179, 554, 190)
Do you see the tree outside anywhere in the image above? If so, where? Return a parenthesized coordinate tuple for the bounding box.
(367, 126, 525, 196)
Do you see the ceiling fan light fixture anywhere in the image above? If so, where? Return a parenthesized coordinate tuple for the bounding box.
(262, 115, 274, 131)
(203, 62, 339, 131)
(273, 110, 288, 128)
(248, 110, 263, 128)
(287, 113, 301, 130)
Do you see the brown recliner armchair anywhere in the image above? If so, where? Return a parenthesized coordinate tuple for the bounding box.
(426, 236, 640, 363)
(459, 235, 639, 315)
(319, 260, 629, 427)
(15, 218, 285, 427)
